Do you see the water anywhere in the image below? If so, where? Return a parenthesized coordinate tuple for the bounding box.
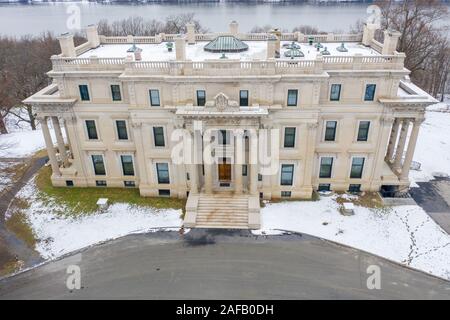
(0, 2, 371, 36)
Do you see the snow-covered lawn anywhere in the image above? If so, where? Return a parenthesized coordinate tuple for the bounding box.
(410, 100, 450, 183)
(256, 194, 450, 281)
(0, 129, 59, 158)
(7, 180, 183, 259)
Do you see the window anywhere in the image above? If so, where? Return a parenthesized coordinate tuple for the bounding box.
(330, 84, 341, 101)
(92, 155, 106, 175)
(324, 121, 337, 141)
(85, 120, 98, 140)
(111, 85, 122, 101)
(116, 120, 128, 140)
(156, 163, 170, 184)
(349, 184, 361, 193)
(258, 174, 263, 182)
(280, 164, 294, 186)
(318, 184, 331, 192)
(319, 157, 333, 178)
(242, 165, 248, 176)
(121, 155, 134, 176)
(281, 191, 291, 198)
(79, 85, 90, 101)
(357, 121, 370, 142)
(149, 89, 160, 106)
(197, 90, 206, 106)
(124, 181, 135, 187)
(350, 157, 365, 179)
(96, 180, 107, 187)
(284, 127, 296, 148)
(159, 189, 170, 197)
(240, 90, 249, 106)
(364, 84, 376, 101)
(65, 180, 74, 187)
(153, 127, 165, 147)
(219, 130, 229, 145)
(287, 89, 298, 106)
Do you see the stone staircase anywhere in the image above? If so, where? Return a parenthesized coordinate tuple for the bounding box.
(184, 193, 260, 229)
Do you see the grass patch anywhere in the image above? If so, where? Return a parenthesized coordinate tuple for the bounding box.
(0, 260, 22, 278)
(32, 148, 48, 159)
(35, 166, 185, 216)
(5, 197, 36, 248)
(335, 191, 384, 209)
(266, 191, 320, 205)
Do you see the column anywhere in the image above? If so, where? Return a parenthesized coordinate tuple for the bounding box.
(203, 130, 213, 194)
(385, 118, 400, 162)
(400, 119, 423, 180)
(303, 122, 318, 188)
(51, 116, 69, 167)
(40, 116, 61, 176)
(369, 116, 395, 190)
(393, 119, 409, 170)
(249, 130, 258, 195)
(132, 122, 149, 186)
(189, 129, 199, 194)
(234, 130, 244, 194)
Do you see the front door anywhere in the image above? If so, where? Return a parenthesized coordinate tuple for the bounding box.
(218, 160, 231, 182)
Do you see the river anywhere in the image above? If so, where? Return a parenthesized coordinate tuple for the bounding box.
(0, 2, 372, 36)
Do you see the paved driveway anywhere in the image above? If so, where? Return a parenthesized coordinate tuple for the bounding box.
(410, 177, 450, 233)
(1, 230, 449, 299)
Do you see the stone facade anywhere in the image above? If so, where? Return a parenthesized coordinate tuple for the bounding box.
(25, 22, 436, 209)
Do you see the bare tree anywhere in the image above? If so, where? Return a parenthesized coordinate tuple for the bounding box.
(376, 0, 450, 96)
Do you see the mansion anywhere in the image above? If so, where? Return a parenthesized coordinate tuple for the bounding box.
(24, 21, 436, 229)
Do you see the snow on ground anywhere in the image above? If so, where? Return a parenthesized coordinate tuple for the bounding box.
(0, 129, 63, 158)
(410, 99, 450, 183)
(8, 180, 182, 259)
(0, 162, 14, 193)
(256, 195, 450, 280)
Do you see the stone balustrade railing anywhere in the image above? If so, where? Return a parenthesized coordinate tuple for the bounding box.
(51, 52, 405, 74)
(96, 32, 363, 45)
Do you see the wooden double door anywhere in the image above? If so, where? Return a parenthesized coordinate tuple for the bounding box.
(218, 159, 232, 182)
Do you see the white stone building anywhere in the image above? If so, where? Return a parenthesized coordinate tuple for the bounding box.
(24, 22, 436, 229)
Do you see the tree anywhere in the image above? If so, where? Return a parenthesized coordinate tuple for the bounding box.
(376, 0, 450, 96)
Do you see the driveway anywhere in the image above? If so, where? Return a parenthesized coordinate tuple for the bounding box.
(1, 230, 449, 299)
(410, 177, 450, 234)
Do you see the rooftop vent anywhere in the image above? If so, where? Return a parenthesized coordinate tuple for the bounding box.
(284, 48, 304, 58)
(336, 42, 348, 52)
(127, 44, 142, 53)
(204, 35, 249, 53)
(321, 47, 331, 55)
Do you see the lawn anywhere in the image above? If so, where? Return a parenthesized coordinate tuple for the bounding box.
(35, 166, 186, 215)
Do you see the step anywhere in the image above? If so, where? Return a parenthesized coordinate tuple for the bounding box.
(198, 200, 248, 204)
(197, 208, 248, 212)
(195, 225, 250, 229)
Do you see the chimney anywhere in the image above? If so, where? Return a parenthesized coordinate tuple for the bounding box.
(175, 35, 186, 61)
(269, 29, 281, 58)
(86, 24, 100, 48)
(229, 21, 239, 36)
(266, 35, 277, 59)
(362, 23, 378, 46)
(186, 23, 196, 45)
(382, 29, 401, 55)
(57, 33, 76, 57)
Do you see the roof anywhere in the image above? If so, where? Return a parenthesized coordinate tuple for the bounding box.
(203, 35, 249, 53)
(78, 41, 380, 62)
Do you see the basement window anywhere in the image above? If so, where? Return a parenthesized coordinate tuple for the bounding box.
(96, 180, 107, 187)
(159, 189, 170, 197)
(65, 180, 74, 187)
(281, 191, 292, 198)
